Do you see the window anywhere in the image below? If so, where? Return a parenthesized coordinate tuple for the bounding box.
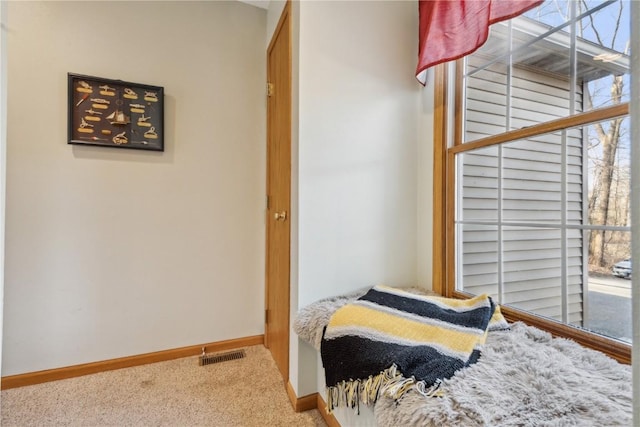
(435, 0, 631, 362)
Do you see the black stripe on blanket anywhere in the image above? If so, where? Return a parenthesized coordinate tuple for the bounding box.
(321, 335, 479, 388)
(359, 288, 492, 330)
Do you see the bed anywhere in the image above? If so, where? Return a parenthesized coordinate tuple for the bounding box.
(294, 286, 632, 426)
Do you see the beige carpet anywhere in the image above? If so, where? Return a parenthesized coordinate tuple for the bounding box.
(1, 345, 327, 427)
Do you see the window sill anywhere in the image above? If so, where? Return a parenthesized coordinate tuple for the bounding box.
(451, 290, 631, 365)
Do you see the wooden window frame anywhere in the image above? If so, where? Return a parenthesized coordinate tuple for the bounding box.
(432, 63, 631, 364)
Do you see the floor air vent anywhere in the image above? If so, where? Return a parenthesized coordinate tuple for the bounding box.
(199, 349, 246, 366)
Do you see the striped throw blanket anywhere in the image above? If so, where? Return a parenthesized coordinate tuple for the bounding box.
(320, 286, 498, 412)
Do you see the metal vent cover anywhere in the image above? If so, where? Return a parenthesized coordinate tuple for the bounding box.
(199, 349, 246, 366)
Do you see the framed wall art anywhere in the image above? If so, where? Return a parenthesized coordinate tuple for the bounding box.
(68, 73, 164, 151)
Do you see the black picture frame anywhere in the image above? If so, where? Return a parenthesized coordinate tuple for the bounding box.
(68, 73, 164, 151)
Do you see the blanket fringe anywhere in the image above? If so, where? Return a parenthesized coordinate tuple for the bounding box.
(325, 365, 443, 414)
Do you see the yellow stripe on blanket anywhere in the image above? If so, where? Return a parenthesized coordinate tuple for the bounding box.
(328, 304, 484, 355)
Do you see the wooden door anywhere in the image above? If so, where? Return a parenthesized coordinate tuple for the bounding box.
(265, 2, 291, 382)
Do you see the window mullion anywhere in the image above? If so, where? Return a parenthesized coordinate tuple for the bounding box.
(561, 0, 579, 326)
(498, 21, 514, 305)
(581, 106, 590, 329)
(450, 103, 629, 156)
(561, 129, 569, 324)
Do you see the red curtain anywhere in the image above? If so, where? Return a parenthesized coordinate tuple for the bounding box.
(416, 0, 543, 85)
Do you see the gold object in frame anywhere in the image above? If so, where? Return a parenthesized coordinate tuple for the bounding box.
(68, 73, 164, 151)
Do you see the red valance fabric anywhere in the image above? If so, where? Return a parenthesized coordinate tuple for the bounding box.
(416, 0, 543, 85)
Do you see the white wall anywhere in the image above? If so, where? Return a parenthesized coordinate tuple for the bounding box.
(264, 0, 431, 405)
(297, 0, 420, 308)
(3, 1, 267, 376)
(266, 0, 287, 47)
(0, 0, 8, 377)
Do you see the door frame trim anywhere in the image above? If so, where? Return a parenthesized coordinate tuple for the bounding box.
(264, 0, 292, 381)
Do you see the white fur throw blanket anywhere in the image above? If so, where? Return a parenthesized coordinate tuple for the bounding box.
(294, 287, 632, 426)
